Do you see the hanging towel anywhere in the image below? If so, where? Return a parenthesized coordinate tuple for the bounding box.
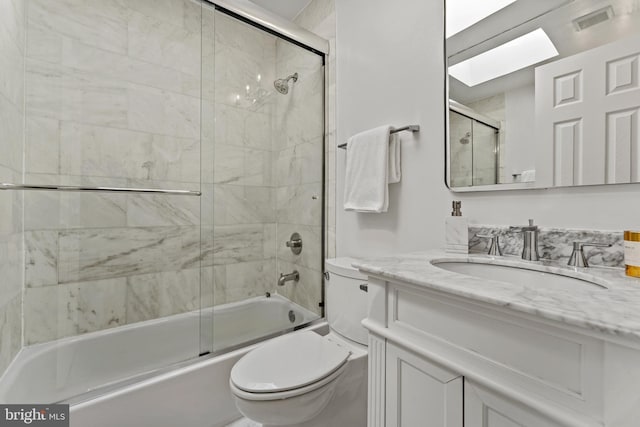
(388, 132, 401, 184)
(344, 125, 399, 213)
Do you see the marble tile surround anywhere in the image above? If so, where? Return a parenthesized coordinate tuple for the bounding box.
(209, 7, 329, 319)
(469, 225, 624, 268)
(21, 0, 208, 346)
(270, 0, 334, 317)
(0, 0, 25, 376)
(18, 0, 332, 347)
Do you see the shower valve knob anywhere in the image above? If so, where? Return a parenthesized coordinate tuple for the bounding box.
(286, 232, 303, 255)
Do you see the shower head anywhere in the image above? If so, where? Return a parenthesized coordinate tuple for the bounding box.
(460, 132, 471, 144)
(274, 73, 298, 95)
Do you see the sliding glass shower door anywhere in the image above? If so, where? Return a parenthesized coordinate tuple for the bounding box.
(0, 0, 326, 405)
(449, 111, 499, 187)
(200, 7, 325, 355)
(10, 0, 207, 403)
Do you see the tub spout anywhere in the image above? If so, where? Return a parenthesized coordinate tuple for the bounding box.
(278, 270, 300, 286)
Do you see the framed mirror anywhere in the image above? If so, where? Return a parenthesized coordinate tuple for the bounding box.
(446, 0, 640, 191)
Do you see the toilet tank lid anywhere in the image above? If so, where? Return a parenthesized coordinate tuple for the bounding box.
(325, 257, 367, 279)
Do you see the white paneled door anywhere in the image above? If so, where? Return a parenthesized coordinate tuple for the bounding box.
(536, 35, 640, 187)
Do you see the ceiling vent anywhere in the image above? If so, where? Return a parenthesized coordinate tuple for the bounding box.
(572, 6, 614, 31)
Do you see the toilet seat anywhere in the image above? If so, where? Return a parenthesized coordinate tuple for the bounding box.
(230, 331, 351, 399)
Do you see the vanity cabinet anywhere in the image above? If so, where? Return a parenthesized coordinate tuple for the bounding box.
(363, 275, 640, 427)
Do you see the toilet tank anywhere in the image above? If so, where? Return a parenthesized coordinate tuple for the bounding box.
(325, 258, 368, 345)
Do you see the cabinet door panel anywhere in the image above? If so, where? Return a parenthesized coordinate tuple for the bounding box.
(465, 381, 562, 427)
(385, 343, 462, 427)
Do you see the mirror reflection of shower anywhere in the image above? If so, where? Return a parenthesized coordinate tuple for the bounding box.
(274, 72, 298, 94)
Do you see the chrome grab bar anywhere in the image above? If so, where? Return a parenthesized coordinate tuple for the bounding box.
(0, 183, 201, 196)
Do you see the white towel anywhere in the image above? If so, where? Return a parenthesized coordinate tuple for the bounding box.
(388, 133, 401, 184)
(343, 125, 400, 213)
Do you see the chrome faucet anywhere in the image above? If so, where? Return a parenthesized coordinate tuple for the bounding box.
(510, 219, 540, 261)
(567, 241, 612, 268)
(278, 270, 300, 286)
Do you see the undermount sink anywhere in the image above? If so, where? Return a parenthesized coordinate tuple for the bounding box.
(432, 261, 607, 291)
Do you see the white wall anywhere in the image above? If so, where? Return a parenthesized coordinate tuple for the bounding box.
(335, 0, 640, 259)
(504, 85, 535, 178)
(336, 0, 449, 257)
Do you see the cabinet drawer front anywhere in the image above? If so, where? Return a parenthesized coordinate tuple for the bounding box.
(388, 284, 599, 401)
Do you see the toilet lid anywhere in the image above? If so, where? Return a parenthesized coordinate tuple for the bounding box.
(230, 331, 351, 393)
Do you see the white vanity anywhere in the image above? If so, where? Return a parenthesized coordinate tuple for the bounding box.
(356, 252, 640, 427)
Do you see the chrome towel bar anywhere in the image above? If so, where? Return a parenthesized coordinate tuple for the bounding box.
(0, 183, 201, 196)
(338, 125, 420, 149)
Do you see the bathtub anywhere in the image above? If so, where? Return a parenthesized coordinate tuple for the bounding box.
(0, 294, 320, 422)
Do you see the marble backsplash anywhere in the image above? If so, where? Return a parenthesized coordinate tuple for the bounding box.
(469, 225, 624, 268)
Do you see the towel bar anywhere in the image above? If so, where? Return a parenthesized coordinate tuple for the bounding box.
(338, 125, 420, 149)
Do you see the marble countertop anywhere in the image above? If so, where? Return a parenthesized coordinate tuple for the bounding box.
(353, 250, 640, 343)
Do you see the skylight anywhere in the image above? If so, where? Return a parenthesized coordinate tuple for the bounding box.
(448, 28, 559, 87)
(446, 0, 518, 38)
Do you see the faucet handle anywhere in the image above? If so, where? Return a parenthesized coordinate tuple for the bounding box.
(568, 241, 613, 268)
(476, 234, 503, 256)
(572, 241, 612, 250)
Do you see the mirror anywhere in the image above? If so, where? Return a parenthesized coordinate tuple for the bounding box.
(446, 0, 640, 191)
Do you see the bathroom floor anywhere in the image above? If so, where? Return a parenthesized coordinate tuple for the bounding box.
(224, 418, 262, 427)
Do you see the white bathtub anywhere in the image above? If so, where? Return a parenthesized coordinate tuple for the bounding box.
(0, 294, 319, 408)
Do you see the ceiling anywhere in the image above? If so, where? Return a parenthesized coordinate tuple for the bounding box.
(249, 0, 312, 20)
(448, 0, 640, 103)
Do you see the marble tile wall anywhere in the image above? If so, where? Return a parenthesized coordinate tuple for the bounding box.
(0, 0, 25, 376)
(209, 11, 279, 308)
(209, 5, 331, 319)
(469, 225, 624, 268)
(271, 0, 334, 317)
(22, 0, 207, 345)
(20, 0, 332, 349)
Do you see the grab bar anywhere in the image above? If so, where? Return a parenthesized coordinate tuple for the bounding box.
(338, 125, 420, 149)
(0, 183, 201, 196)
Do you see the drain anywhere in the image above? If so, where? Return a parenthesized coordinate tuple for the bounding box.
(288, 310, 296, 323)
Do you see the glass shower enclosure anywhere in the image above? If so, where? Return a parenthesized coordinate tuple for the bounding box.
(0, 0, 326, 404)
(449, 110, 500, 187)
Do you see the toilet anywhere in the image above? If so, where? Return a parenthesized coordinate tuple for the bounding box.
(229, 258, 368, 427)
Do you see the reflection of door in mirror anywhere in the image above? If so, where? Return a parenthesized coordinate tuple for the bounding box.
(535, 33, 640, 187)
(446, 0, 640, 192)
(449, 110, 499, 186)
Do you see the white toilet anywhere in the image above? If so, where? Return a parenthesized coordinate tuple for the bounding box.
(229, 258, 368, 427)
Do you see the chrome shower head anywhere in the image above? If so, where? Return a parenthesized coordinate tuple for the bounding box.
(274, 72, 298, 95)
(460, 131, 471, 144)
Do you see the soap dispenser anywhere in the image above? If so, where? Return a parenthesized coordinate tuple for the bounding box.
(445, 201, 468, 254)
